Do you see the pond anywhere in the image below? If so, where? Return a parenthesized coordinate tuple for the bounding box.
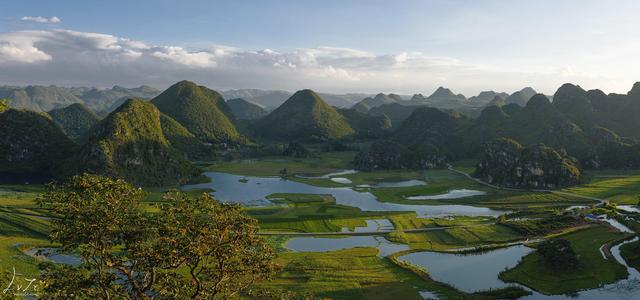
(397, 245, 533, 292)
(25, 248, 81, 266)
(398, 238, 640, 300)
(285, 236, 410, 257)
(330, 177, 352, 184)
(520, 237, 640, 300)
(618, 205, 640, 213)
(370, 179, 427, 188)
(183, 172, 508, 217)
(296, 169, 359, 179)
(602, 218, 634, 233)
(406, 189, 487, 200)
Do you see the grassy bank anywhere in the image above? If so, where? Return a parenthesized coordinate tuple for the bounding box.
(0, 185, 52, 277)
(386, 214, 523, 251)
(499, 225, 629, 295)
(562, 175, 640, 205)
(255, 247, 439, 299)
(248, 193, 395, 233)
(620, 238, 640, 272)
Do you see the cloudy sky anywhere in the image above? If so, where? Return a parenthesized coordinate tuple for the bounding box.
(1, 0, 639, 95)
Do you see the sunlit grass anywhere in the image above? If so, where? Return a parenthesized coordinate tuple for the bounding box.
(499, 226, 629, 294)
(562, 176, 640, 205)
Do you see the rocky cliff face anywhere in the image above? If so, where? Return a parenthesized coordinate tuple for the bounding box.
(474, 138, 582, 188)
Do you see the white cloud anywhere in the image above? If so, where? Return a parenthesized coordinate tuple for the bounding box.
(0, 28, 632, 95)
(20, 16, 61, 24)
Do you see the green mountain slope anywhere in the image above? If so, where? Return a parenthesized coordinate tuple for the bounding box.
(226, 98, 268, 120)
(78, 99, 198, 186)
(504, 94, 590, 158)
(159, 113, 212, 160)
(367, 103, 417, 129)
(505, 87, 537, 107)
(255, 89, 354, 141)
(0, 109, 75, 182)
(394, 107, 469, 160)
(352, 93, 401, 112)
(337, 108, 391, 138)
(49, 103, 100, 140)
(151, 80, 240, 144)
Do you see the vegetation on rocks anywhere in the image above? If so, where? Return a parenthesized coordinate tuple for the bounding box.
(151, 80, 241, 144)
(338, 108, 391, 138)
(354, 140, 447, 171)
(48, 103, 100, 140)
(255, 89, 354, 141)
(474, 138, 582, 188)
(78, 99, 198, 186)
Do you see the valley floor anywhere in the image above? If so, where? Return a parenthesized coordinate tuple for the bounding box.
(1, 153, 640, 299)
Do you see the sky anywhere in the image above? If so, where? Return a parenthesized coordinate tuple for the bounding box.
(1, 0, 640, 96)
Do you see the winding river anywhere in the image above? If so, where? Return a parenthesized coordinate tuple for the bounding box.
(181, 171, 640, 299)
(182, 172, 506, 217)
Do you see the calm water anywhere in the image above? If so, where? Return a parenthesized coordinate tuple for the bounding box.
(521, 237, 640, 300)
(619, 205, 640, 213)
(183, 172, 507, 217)
(406, 189, 487, 200)
(296, 169, 359, 179)
(371, 179, 428, 188)
(398, 245, 533, 292)
(182, 172, 640, 299)
(330, 177, 352, 184)
(286, 236, 410, 257)
(25, 248, 81, 266)
(397, 239, 640, 300)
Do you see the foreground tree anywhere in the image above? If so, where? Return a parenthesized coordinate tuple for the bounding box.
(37, 174, 277, 299)
(154, 191, 277, 299)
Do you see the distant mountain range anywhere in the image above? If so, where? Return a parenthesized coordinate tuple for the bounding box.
(0, 85, 161, 113)
(349, 86, 547, 117)
(0, 83, 554, 117)
(2, 79, 639, 186)
(221, 89, 372, 109)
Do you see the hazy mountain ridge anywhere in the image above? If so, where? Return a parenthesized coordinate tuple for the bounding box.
(0, 85, 160, 113)
(222, 89, 371, 109)
(226, 98, 268, 120)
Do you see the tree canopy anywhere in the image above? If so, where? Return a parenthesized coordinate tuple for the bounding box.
(537, 238, 579, 271)
(0, 98, 9, 113)
(37, 174, 277, 299)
